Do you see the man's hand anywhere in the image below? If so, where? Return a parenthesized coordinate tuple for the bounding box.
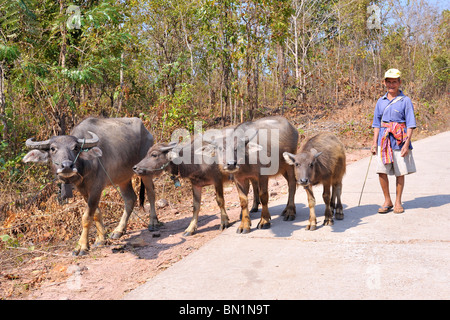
(401, 143, 410, 157)
(371, 143, 377, 155)
(401, 128, 414, 157)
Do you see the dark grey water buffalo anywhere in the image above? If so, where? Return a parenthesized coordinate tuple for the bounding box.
(283, 132, 346, 230)
(133, 129, 260, 236)
(23, 117, 158, 256)
(201, 116, 298, 234)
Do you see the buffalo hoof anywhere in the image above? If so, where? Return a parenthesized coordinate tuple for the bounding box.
(335, 213, 344, 220)
(283, 214, 295, 221)
(281, 207, 296, 218)
(257, 221, 271, 229)
(183, 230, 195, 237)
(148, 224, 160, 232)
(236, 227, 250, 234)
(110, 231, 124, 240)
(219, 223, 230, 231)
(306, 224, 317, 231)
(93, 240, 106, 248)
(323, 219, 334, 226)
(78, 250, 89, 256)
(72, 249, 89, 256)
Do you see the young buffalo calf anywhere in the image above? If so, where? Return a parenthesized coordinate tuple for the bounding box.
(283, 132, 346, 230)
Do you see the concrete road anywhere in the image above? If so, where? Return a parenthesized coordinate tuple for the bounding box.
(125, 131, 450, 300)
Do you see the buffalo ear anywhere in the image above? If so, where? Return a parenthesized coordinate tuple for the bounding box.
(79, 147, 102, 160)
(247, 142, 263, 154)
(283, 152, 296, 166)
(23, 149, 49, 163)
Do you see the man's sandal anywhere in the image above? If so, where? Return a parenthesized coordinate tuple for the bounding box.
(377, 205, 393, 214)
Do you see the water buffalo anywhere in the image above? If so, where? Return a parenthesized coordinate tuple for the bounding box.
(201, 116, 298, 234)
(283, 132, 346, 230)
(133, 129, 260, 236)
(23, 117, 158, 256)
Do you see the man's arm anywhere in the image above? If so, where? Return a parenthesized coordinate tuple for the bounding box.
(401, 127, 414, 157)
(371, 127, 380, 155)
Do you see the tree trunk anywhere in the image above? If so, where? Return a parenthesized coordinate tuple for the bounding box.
(0, 63, 8, 141)
(221, 7, 230, 126)
(57, 0, 67, 135)
(59, 0, 66, 70)
(279, 42, 287, 115)
(117, 51, 124, 113)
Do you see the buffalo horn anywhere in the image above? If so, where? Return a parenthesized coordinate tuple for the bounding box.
(25, 138, 51, 150)
(77, 131, 99, 148)
(243, 129, 258, 144)
(160, 141, 178, 152)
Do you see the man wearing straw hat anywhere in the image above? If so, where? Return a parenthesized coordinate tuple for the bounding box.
(370, 68, 416, 214)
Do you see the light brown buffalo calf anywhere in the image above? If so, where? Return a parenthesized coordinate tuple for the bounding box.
(284, 132, 346, 230)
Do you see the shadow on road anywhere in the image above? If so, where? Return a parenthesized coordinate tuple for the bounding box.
(257, 202, 380, 236)
(123, 213, 224, 260)
(403, 194, 450, 210)
(122, 194, 450, 260)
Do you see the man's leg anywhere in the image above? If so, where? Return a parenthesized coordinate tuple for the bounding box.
(394, 175, 405, 213)
(378, 173, 393, 213)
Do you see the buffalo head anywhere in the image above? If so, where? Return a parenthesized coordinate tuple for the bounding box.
(23, 131, 102, 181)
(199, 128, 261, 174)
(283, 148, 322, 186)
(133, 142, 177, 176)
